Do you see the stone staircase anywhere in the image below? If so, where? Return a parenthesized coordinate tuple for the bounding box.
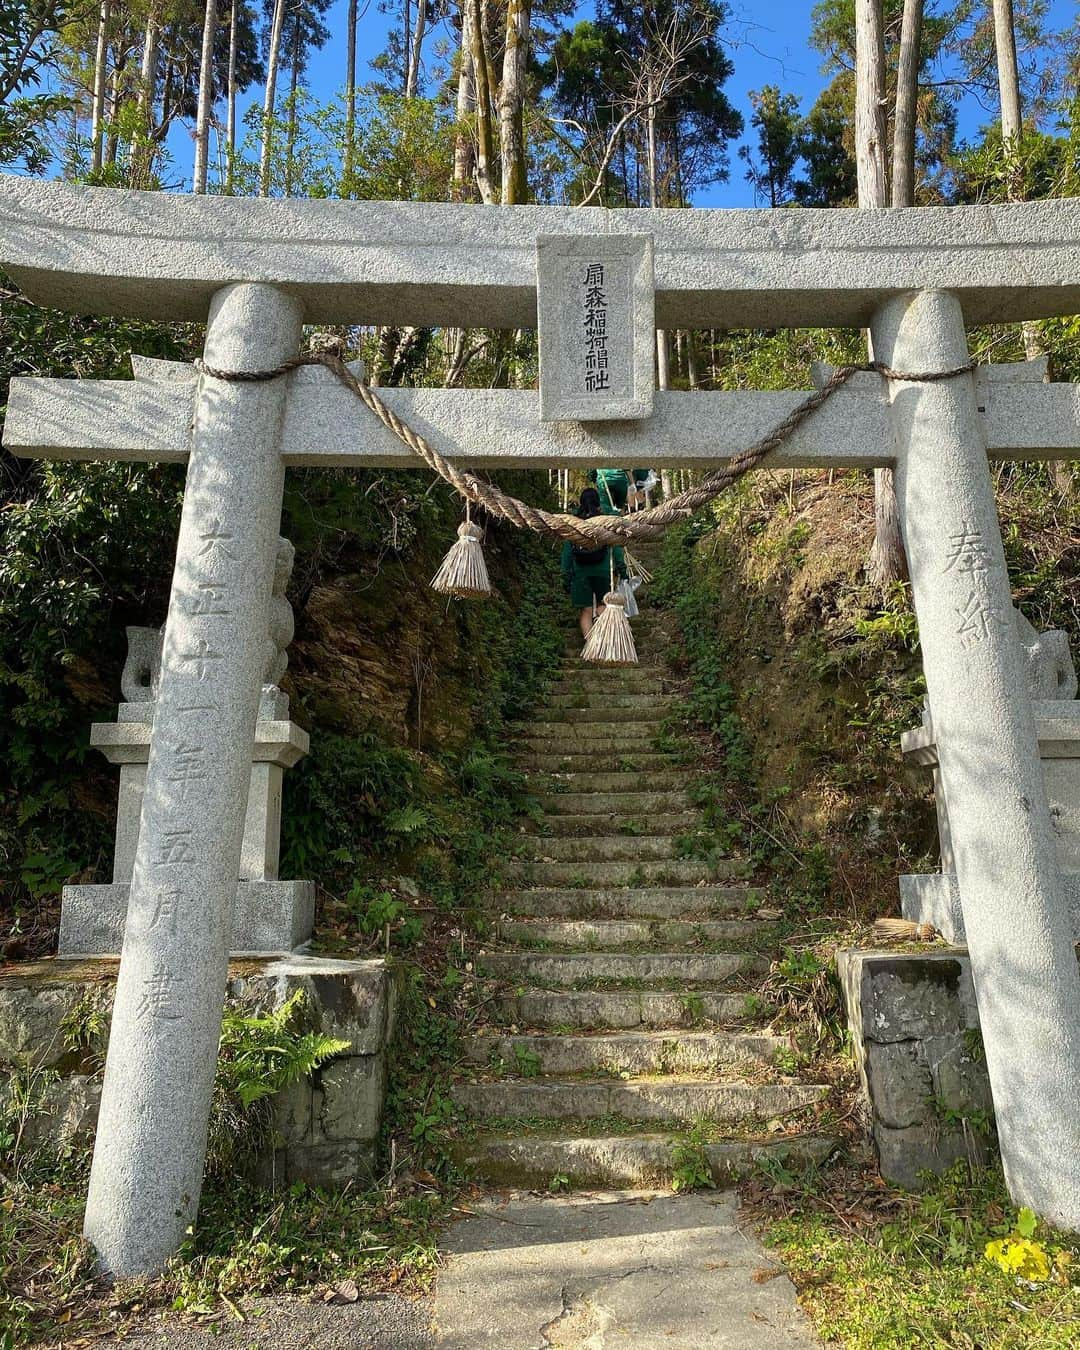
(453, 576, 838, 1190)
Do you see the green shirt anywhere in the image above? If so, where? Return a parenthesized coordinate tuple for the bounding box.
(587, 468, 631, 515)
(561, 541, 627, 585)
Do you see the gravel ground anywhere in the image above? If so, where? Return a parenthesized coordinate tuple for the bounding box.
(106, 1294, 437, 1349)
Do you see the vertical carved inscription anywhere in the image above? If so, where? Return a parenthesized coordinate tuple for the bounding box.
(583, 262, 610, 393)
(945, 521, 1004, 649)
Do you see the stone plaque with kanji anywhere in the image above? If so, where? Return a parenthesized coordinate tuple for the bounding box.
(536, 234, 654, 422)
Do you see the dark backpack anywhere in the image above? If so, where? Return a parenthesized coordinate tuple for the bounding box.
(571, 543, 607, 567)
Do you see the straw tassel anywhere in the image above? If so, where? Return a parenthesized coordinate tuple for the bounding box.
(623, 549, 653, 585)
(431, 512, 491, 598)
(582, 588, 638, 666)
(872, 917, 939, 943)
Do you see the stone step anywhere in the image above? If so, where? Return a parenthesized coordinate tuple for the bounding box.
(564, 612, 665, 633)
(494, 987, 755, 1030)
(552, 672, 669, 694)
(453, 1132, 839, 1190)
(490, 886, 764, 919)
(464, 1029, 784, 1075)
(520, 740, 673, 763)
(520, 835, 680, 862)
(452, 1078, 828, 1126)
(529, 770, 688, 793)
(519, 752, 680, 774)
(529, 706, 670, 725)
(561, 652, 668, 669)
(496, 918, 766, 949)
(537, 790, 693, 816)
(524, 812, 701, 838)
(548, 693, 675, 711)
(512, 857, 744, 887)
(520, 723, 668, 745)
(479, 950, 762, 987)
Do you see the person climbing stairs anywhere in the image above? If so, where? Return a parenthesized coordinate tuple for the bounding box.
(452, 551, 839, 1189)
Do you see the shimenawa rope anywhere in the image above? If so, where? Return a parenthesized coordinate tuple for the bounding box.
(194, 348, 976, 549)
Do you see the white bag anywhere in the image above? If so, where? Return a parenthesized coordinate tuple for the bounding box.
(618, 577, 639, 618)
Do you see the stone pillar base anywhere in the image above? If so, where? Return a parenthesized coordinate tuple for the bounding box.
(900, 872, 1080, 945)
(58, 880, 315, 956)
(0, 954, 394, 1189)
(837, 949, 997, 1189)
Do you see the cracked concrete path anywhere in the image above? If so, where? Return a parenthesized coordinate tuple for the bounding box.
(432, 1190, 818, 1349)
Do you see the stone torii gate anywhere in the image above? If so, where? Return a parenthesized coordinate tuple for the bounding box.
(3, 177, 1080, 1273)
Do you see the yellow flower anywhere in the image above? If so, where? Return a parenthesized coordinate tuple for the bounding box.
(985, 1236, 1052, 1283)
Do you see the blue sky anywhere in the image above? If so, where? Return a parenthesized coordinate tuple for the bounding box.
(182, 0, 1079, 204)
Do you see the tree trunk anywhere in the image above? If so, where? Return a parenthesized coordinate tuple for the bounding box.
(891, 0, 923, 208)
(406, 0, 427, 98)
(656, 329, 670, 388)
(344, 0, 357, 187)
(403, 0, 412, 93)
(992, 0, 1023, 141)
(855, 0, 888, 210)
(989, 0, 1058, 488)
(657, 323, 670, 498)
(858, 0, 907, 589)
(452, 1, 475, 198)
(259, 0, 287, 196)
(192, 0, 218, 193)
(646, 67, 672, 467)
(138, 14, 158, 122)
(686, 331, 700, 389)
(90, 0, 112, 172)
(159, 52, 176, 142)
(284, 17, 301, 196)
(498, 0, 530, 204)
(225, 0, 238, 192)
(105, 46, 123, 166)
(445, 2, 475, 389)
(135, 10, 158, 184)
(467, 0, 495, 202)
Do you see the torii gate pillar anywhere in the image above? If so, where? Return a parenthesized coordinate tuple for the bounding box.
(872, 289, 1080, 1229)
(83, 282, 304, 1275)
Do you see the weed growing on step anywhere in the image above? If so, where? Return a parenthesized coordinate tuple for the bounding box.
(513, 1045, 542, 1078)
(763, 946, 844, 1054)
(670, 1124, 716, 1193)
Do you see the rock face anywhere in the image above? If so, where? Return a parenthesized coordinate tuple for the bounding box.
(837, 950, 996, 1188)
(0, 955, 396, 1186)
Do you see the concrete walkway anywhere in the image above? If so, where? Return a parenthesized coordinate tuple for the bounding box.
(114, 1190, 814, 1348)
(432, 1189, 818, 1349)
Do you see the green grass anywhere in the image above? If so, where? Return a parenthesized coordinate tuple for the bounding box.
(759, 1163, 1080, 1350)
(0, 1150, 453, 1345)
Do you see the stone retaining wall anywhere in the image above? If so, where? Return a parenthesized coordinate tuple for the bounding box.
(0, 954, 395, 1186)
(837, 949, 996, 1188)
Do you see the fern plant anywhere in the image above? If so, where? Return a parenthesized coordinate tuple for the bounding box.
(207, 990, 349, 1177)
